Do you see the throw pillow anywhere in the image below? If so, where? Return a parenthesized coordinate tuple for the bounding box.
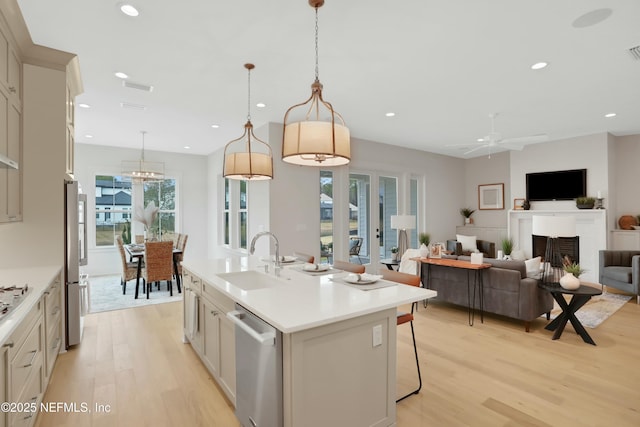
(525, 256, 542, 278)
(456, 234, 477, 252)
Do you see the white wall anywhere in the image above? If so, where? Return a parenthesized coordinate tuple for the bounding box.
(611, 134, 640, 218)
(74, 143, 208, 276)
(0, 64, 67, 269)
(463, 151, 511, 228)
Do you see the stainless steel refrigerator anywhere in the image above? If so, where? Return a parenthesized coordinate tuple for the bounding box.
(64, 180, 88, 348)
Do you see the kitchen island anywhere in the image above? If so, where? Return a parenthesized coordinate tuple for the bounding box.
(182, 256, 436, 427)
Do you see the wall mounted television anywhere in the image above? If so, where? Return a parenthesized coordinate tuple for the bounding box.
(526, 169, 587, 201)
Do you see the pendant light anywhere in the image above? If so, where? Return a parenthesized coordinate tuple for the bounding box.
(223, 63, 273, 180)
(282, 0, 350, 166)
(122, 131, 165, 182)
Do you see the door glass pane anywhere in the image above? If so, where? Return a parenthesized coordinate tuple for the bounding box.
(224, 179, 230, 245)
(349, 174, 370, 263)
(379, 176, 398, 259)
(95, 175, 132, 247)
(239, 211, 247, 249)
(320, 171, 333, 262)
(410, 178, 418, 249)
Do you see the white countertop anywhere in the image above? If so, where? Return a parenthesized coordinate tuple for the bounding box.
(0, 265, 61, 344)
(182, 257, 436, 333)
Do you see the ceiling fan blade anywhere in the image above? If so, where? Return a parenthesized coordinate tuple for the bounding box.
(500, 134, 548, 145)
(463, 144, 489, 155)
(498, 143, 524, 151)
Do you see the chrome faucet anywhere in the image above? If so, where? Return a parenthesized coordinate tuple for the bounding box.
(249, 232, 281, 276)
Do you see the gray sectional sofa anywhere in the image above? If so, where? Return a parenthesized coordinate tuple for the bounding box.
(420, 255, 554, 331)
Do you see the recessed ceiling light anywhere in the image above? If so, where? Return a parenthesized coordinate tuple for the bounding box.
(184, 146, 191, 149)
(385, 112, 395, 117)
(256, 103, 266, 108)
(85, 134, 93, 139)
(604, 113, 616, 118)
(531, 62, 548, 70)
(120, 4, 139, 17)
(477, 138, 485, 142)
(572, 8, 613, 28)
(211, 124, 220, 128)
(115, 72, 129, 79)
(78, 103, 91, 109)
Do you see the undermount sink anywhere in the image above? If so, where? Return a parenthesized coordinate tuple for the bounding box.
(217, 270, 285, 291)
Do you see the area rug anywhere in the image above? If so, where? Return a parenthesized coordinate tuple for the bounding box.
(88, 274, 182, 314)
(546, 292, 631, 328)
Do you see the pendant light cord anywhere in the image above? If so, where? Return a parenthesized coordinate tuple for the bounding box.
(315, 6, 319, 81)
(247, 66, 252, 122)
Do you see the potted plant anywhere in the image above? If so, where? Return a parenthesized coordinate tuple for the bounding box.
(390, 246, 399, 261)
(460, 208, 475, 225)
(560, 263, 584, 290)
(500, 237, 513, 260)
(576, 197, 596, 209)
(418, 233, 430, 257)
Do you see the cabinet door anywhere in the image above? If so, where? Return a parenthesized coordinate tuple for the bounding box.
(7, 102, 20, 220)
(218, 311, 236, 402)
(0, 89, 7, 221)
(0, 346, 6, 427)
(202, 298, 220, 378)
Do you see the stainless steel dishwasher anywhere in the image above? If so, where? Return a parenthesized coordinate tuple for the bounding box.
(228, 304, 283, 427)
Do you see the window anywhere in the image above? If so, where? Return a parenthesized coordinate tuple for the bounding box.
(320, 171, 333, 261)
(95, 175, 132, 246)
(94, 175, 177, 247)
(349, 173, 370, 261)
(223, 178, 249, 250)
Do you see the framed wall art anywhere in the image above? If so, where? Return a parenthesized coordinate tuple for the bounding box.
(478, 183, 505, 210)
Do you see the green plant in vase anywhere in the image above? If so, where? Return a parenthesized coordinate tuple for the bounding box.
(576, 197, 596, 209)
(560, 263, 584, 290)
(500, 237, 513, 259)
(460, 208, 475, 225)
(390, 246, 399, 261)
(418, 233, 430, 257)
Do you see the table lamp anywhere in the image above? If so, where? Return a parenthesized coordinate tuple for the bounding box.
(390, 214, 416, 259)
(532, 215, 576, 285)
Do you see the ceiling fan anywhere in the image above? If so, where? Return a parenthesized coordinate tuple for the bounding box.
(459, 113, 548, 157)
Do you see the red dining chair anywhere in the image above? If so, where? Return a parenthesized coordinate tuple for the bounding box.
(381, 269, 422, 402)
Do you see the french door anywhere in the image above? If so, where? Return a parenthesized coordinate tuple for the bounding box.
(349, 172, 400, 273)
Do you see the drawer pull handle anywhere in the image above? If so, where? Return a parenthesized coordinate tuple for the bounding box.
(44, 291, 50, 295)
(22, 350, 38, 368)
(3, 342, 14, 348)
(9, 86, 16, 93)
(51, 337, 61, 351)
(51, 307, 60, 316)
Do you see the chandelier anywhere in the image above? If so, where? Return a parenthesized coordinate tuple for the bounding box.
(223, 63, 273, 180)
(281, 0, 350, 166)
(121, 131, 165, 182)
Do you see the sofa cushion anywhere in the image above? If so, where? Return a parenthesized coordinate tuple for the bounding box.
(524, 256, 542, 279)
(456, 234, 477, 252)
(602, 266, 632, 283)
(484, 258, 527, 279)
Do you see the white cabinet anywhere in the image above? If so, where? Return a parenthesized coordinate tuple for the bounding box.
(183, 268, 236, 404)
(43, 275, 63, 381)
(610, 230, 640, 250)
(0, 21, 22, 223)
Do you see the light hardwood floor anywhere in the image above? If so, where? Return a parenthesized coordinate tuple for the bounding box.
(36, 293, 640, 427)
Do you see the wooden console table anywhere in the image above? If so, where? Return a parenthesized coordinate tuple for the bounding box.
(412, 257, 491, 326)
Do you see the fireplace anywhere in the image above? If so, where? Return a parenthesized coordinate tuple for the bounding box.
(532, 235, 579, 267)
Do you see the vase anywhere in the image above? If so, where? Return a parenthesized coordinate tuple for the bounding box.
(559, 272, 580, 290)
(419, 243, 429, 258)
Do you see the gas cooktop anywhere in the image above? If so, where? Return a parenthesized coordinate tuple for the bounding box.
(0, 284, 30, 322)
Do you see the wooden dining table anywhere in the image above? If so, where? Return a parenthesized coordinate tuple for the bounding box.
(125, 244, 183, 299)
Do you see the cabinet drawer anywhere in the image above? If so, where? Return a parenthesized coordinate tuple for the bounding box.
(11, 319, 43, 399)
(45, 281, 62, 314)
(9, 362, 42, 427)
(187, 273, 202, 295)
(46, 319, 62, 376)
(7, 300, 42, 356)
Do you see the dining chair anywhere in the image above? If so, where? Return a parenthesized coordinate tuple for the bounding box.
(332, 260, 365, 274)
(293, 252, 314, 264)
(176, 234, 188, 279)
(380, 269, 422, 402)
(116, 236, 139, 295)
(141, 241, 175, 299)
(175, 232, 183, 249)
(349, 236, 364, 264)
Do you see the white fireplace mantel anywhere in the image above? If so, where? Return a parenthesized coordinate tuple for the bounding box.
(507, 209, 607, 283)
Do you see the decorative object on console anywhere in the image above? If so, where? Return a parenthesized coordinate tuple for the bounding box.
(576, 196, 596, 209)
(122, 131, 165, 183)
(513, 198, 525, 210)
(223, 63, 274, 180)
(618, 215, 638, 230)
(429, 243, 442, 258)
(391, 215, 416, 260)
(478, 183, 505, 210)
(281, 0, 350, 166)
(560, 263, 584, 290)
(501, 237, 514, 260)
(470, 252, 484, 265)
(532, 215, 577, 285)
(460, 208, 475, 224)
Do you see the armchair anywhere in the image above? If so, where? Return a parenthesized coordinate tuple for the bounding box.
(599, 250, 640, 304)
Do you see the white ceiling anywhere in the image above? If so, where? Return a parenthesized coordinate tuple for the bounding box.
(16, 0, 640, 158)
